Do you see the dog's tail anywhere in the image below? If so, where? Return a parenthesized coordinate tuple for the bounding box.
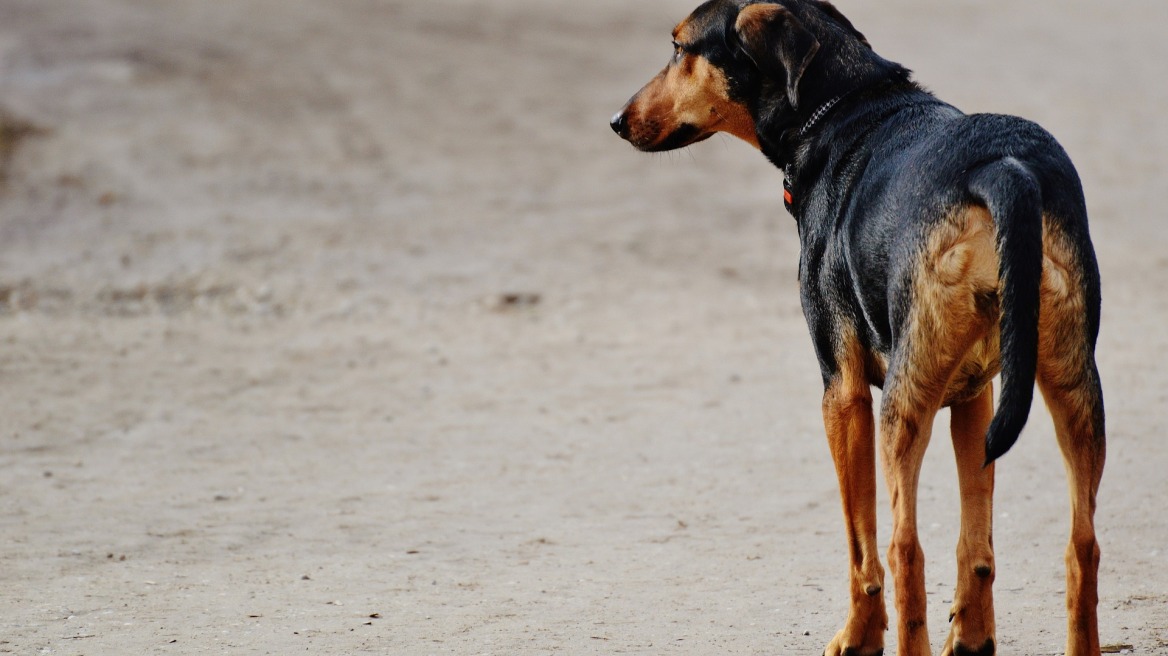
(967, 157, 1043, 465)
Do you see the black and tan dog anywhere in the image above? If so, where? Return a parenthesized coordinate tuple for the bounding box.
(611, 2, 1105, 655)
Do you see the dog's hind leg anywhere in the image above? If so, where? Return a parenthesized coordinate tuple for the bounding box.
(942, 386, 997, 656)
(878, 387, 938, 656)
(881, 205, 1002, 656)
(1040, 365, 1104, 656)
(1036, 224, 1106, 656)
(821, 335, 888, 656)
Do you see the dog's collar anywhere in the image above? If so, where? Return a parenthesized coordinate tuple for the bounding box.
(799, 95, 844, 136)
(784, 94, 851, 213)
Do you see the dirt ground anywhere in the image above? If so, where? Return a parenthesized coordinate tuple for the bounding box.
(1, 0, 1165, 654)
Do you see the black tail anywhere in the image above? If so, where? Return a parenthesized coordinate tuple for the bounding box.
(967, 158, 1043, 465)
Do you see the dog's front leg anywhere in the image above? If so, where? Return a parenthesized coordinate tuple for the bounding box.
(821, 365, 887, 656)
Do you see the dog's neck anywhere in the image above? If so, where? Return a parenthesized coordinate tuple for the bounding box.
(769, 87, 862, 216)
(777, 94, 846, 215)
(752, 93, 850, 178)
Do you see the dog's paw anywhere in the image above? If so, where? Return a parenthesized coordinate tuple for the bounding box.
(824, 629, 883, 656)
(941, 636, 995, 656)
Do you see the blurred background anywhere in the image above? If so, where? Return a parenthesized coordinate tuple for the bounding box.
(1, 0, 1165, 653)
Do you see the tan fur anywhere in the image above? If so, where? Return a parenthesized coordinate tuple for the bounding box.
(943, 386, 997, 655)
(911, 205, 1002, 409)
(1037, 219, 1106, 656)
(874, 206, 1006, 653)
(822, 328, 888, 656)
(620, 22, 759, 151)
(1038, 223, 1092, 391)
(671, 17, 701, 46)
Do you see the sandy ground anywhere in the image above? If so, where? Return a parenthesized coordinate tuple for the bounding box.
(1, 0, 1166, 654)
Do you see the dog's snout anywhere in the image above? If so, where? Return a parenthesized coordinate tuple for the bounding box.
(610, 110, 629, 138)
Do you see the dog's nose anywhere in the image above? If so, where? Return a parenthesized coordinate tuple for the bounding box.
(610, 111, 629, 138)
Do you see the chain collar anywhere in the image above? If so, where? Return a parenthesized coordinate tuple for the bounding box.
(799, 95, 843, 136)
(783, 94, 848, 216)
(782, 96, 840, 216)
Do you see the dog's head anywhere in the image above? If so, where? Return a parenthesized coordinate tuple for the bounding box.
(610, 0, 891, 154)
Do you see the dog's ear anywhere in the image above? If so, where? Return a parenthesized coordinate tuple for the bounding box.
(734, 3, 820, 108)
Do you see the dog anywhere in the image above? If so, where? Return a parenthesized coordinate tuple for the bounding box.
(611, 2, 1105, 655)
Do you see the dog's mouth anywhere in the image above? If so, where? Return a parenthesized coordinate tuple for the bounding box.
(633, 124, 711, 152)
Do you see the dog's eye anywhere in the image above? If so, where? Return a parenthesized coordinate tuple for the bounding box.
(671, 40, 684, 62)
